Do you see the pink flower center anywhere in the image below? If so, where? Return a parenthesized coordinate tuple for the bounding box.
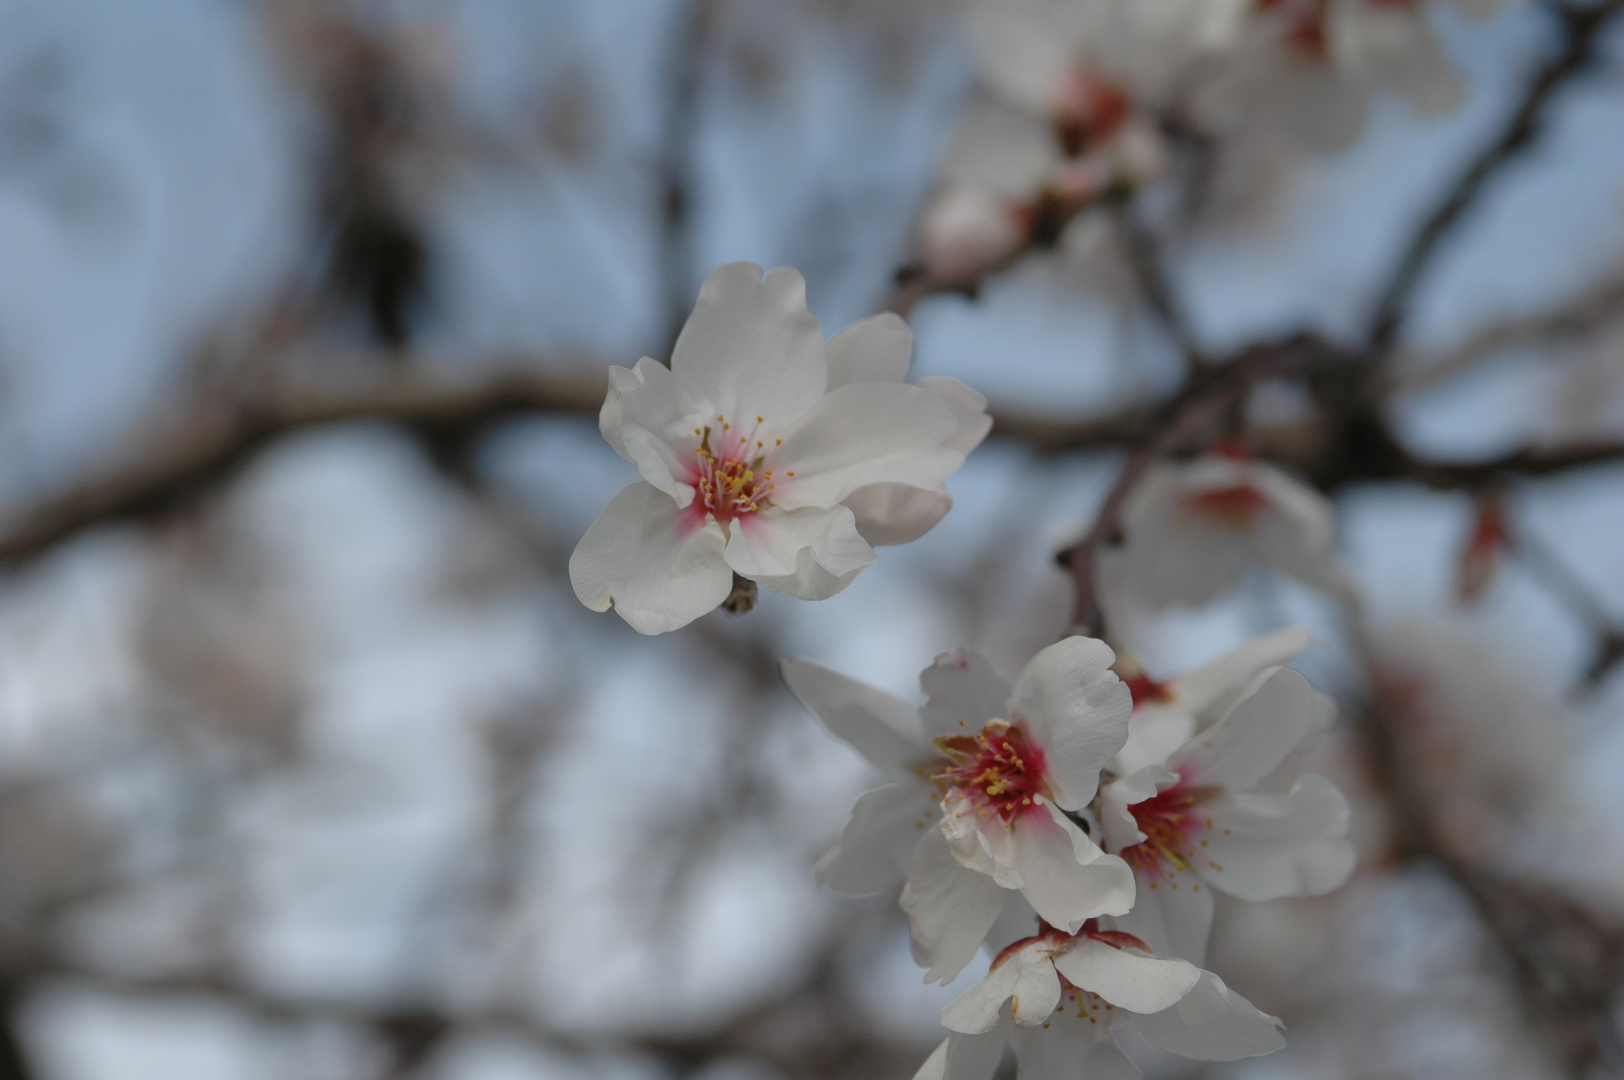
(934, 720, 1049, 824)
(1124, 672, 1173, 706)
(1121, 779, 1213, 879)
(688, 414, 784, 525)
(1183, 483, 1270, 525)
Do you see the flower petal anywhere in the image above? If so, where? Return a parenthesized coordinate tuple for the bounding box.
(1106, 865, 1215, 965)
(902, 825, 1008, 984)
(1098, 767, 1177, 856)
(1254, 465, 1359, 601)
(612, 357, 707, 504)
(944, 797, 1133, 932)
(1129, 970, 1284, 1061)
(1011, 637, 1131, 811)
(752, 547, 865, 600)
(1052, 940, 1201, 1015)
(770, 382, 963, 509)
(725, 504, 876, 581)
(1197, 775, 1355, 902)
(568, 482, 732, 635)
(844, 484, 954, 547)
(928, 1025, 1012, 1080)
(826, 312, 912, 389)
(1011, 1022, 1139, 1079)
(780, 658, 925, 780)
(670, 262, 827, 423)
(919, 377, 994, 455)
(814, 784, 938, 894)
(1169, 668, 1333, 792)
(942, 941, 1060, 1033)
(1170, 625, 1313, 724)
(920, 650, 1013, 741)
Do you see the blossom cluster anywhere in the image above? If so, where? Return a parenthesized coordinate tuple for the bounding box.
(570, 260, 1361, 1077)
(921, 0, 1508, 284)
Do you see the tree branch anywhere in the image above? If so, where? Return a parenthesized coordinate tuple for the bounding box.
(1365, 0, 1624, 359)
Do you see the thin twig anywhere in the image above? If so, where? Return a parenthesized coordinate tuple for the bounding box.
(1365, 0, 1624, 359)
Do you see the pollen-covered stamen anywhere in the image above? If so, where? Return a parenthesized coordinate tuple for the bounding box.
(1183, 483, 1270, 525)
(1121, 780, 1217, 879)
(690, 414, 780, 524)
(934, 720, 1049, 825)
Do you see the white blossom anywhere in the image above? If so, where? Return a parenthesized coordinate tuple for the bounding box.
(1099, 666, 1355, 962)
(570, 262, 988, 634)
(915, 921, 1284, 1080)
(1097, 451, 1357, 616)
(782, 638, 1136, 983)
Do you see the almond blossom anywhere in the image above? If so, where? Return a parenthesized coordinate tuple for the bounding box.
(570, 262, 988, 634)
(1099, 666, 1355, 963)
(916, 920, 1284, 1080)
(782, 637, 1136, 983)
(1097, 451, 1357, 617)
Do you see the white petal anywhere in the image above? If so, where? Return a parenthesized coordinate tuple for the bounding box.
(568, 483, 732, 635)
(1169, 668, 1334, 792)
(844, 484, 954, 547)
(725, 504, 876, 581)
(826, 312, 911, 389)
(780, 658, 924, 778)
(612, 357, 706, 504)
(921, 650, 1013, 741)
(942, 1026, 1013, 1080)
(770, 382, 963, 509)
(1113, 707, 1197, 777)
(942, 942, 1058, 1034)
(670, 262, 827, 424)
(1106, 865, 1215, 965)
(752, 546, 866, 600)
(1253, 465, 1358, 601)
(1198, 775, 1355, 902)
(914, 1039, 949, 1080)
(1098, 767, 1176, 856)
(814, 784, 939, 894)
(1010, 637, 1131, 811)
(902, 825, 1008, 984)
(1011, 1023, 1140, 1080)
(597, 364, 640, 459)
(1170, 625, 1313, 724)
(918, 376, 993, 454)
(1053, 940, 1201, 1015)
(1128, 970, 1284, 1061)
(945, 798, 1133, 932)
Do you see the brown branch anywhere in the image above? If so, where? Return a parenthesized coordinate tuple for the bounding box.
(0, 368, 604, 566)
(1366, 0, 1624, 359)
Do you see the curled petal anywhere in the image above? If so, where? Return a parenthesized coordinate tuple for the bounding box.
(568, 482, 732, 635)
(612, 358, 706, 504)
(919, 377, 993, 454)
(1130, 970, 1284, 1061)
(941, 941, 1060, 1033)
(1052, 940, 1200, 1015)
(844, 484, 954, 547)
(724, 504, 875, 581)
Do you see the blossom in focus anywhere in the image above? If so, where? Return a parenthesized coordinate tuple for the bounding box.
(1099, 666, 1355, 962)
(916, 920, 1284, 1080)
(570, 262, 988, 634)
(1097, 451, 1358, 616)
(782, 637, 1136, 983)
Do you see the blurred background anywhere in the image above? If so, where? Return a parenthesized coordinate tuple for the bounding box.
(0, 0, 1622, 1078)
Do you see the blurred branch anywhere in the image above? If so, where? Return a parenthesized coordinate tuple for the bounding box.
(1348, 659, 1624, 1077)
(1365, 0, 1624, 359)
(1109, 199, 1206, 370)
(658, 0, 717, 351)
(1507, 520, 1624, 690)
(1384, 272, 1624, 396)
